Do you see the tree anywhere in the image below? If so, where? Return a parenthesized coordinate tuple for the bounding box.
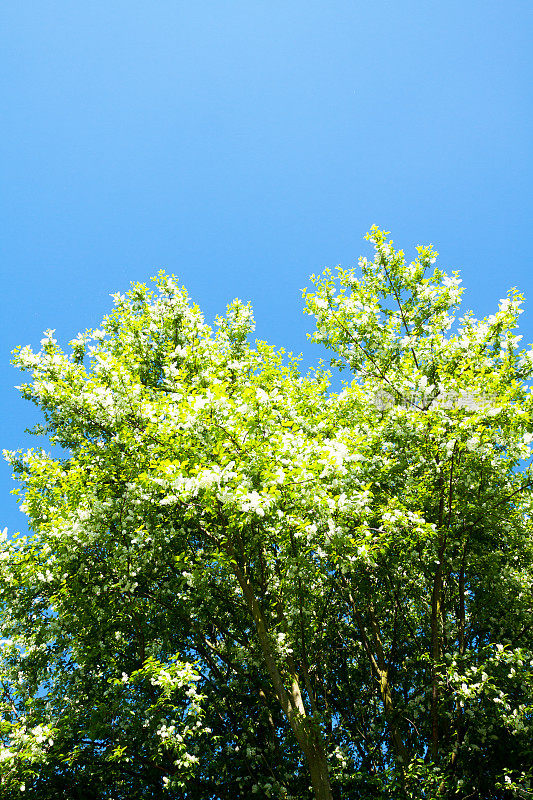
(1, 228, 532, 799)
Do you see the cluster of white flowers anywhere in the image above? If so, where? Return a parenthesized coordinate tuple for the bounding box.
(239, 490, 270, 517)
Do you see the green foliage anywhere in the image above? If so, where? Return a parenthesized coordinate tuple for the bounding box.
(1, 233, 533, 798)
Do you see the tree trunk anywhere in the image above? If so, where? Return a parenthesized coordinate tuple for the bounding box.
(229, 552, 334, 800)
(430, 551, 444, 760)
(304, 740, 334, 800)
(431, 466, 447, 761)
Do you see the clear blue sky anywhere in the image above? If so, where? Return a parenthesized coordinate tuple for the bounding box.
(1, 1, 532, 536)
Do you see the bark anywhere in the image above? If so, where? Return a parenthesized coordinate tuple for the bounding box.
(367, 602, 409, 764)
(229, 550, 333, 800)
(430, 556, 443, 760)
(458, 541, 467, 657)
(430, 460, 448, 761)
(305, 741, 335, 800)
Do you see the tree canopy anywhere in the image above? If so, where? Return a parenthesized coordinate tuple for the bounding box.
(1, 228, 533, 799)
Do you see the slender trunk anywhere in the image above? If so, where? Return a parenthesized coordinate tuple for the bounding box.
(229, 552, 333, 800)
(430, 557, 443, 760)
(458, 541, 467, 657)
(367, 603, 408, 764)
(305, 741, 334, 800)
(430, 460, 448, 762)
(445, 537, 468, 781)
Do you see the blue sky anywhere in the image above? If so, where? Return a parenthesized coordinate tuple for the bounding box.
(1, 0, 532, 536)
